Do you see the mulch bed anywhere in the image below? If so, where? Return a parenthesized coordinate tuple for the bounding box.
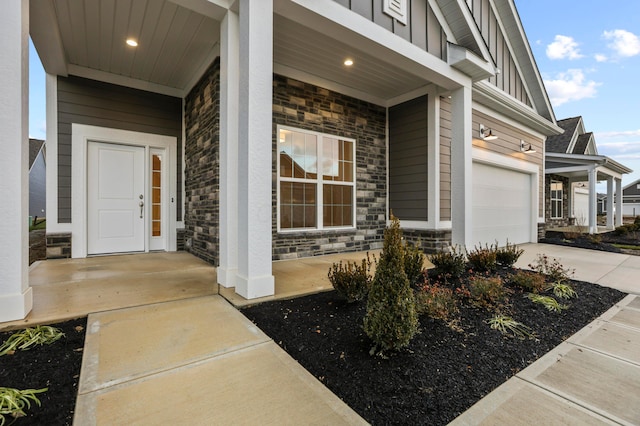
(542, 231, 640, 255)
(242, 273, 625, 425)
(0, 318, 87, 426)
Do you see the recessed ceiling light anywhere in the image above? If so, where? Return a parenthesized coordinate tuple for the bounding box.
(344, 59, 354, 66)
(126, 39, 138, 47)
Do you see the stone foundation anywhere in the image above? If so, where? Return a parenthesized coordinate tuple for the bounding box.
(176, 229, 186, 251)
(402, 228, 452, 253)
(46, 232, 71, 259)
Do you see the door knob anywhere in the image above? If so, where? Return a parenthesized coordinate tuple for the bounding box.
(139, 201, 144, 218)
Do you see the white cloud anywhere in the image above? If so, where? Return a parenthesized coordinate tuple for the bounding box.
(603, 29, 640, 58)
(596, 130, 640, 139)
(546, 35, 583, 60)
(544, 69, 600, 106)
(594, 54, 608, 62)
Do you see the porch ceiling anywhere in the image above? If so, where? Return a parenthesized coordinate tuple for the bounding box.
(31, 0, 442, 102)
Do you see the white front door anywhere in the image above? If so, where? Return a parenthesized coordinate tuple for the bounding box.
(87, 142, 145, 254)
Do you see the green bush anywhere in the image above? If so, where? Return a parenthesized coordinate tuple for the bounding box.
(635, 216, 640, 226)
(496, 241, 524, 267)
(510, 270, 547, 293)
(468, 275, 508, 308)
(429, 246, 466, 278)
(364, 215, 419, 353)
(327, 254, 373, 303)
(614, 223, 638, 235)
(527, 293, 568, 313)
(467, 243, 498, 272)
(552, 282, 578, 300)
(403, 241, 426, 285)
(415, 283, 457, 320)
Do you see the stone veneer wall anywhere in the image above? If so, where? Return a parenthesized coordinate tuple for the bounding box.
(402, 229, 452, 253)
(544, 174, 572, 230)
(46, 233, 71, 259)
(272, 75, 387, 260)
(183, 59, 220, 265)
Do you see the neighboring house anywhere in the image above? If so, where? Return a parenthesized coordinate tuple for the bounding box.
(611, 178, 640, 217)
(2, 0, 563, 321)
(597, 193, 607, 216)
(545, 116, 631, 233)
(29, 138, 46, 220)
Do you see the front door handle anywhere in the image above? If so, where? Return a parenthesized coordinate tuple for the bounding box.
(139, 201, 144, 219)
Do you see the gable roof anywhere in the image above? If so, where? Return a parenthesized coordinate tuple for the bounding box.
(29, 138, 45, 169)
(546, 117, 581, 153)
(572, 132, 593, 155)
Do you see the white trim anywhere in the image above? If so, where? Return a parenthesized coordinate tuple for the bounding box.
(182, 42, 221, 96)
(427, 92, 440, 227)
(276, 125, 356, 233)
(472, 147, 539, 243)
(67, 64, 184, 98)
(71, 124, 177, 258)
(549, 179, 563, 219)
(387, 84, 437, 107)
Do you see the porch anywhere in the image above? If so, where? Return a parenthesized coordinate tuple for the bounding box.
(0, 250, 387, 330)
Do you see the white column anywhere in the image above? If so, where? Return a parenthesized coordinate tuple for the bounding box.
(217, 10, 240, 289)
(236, 0, 274, 299)
(615, 178, 623, 227)
(450, 85, 473, 248)
(0, 0, 32, 322)
(606, 176, 614, 229)
(588, 168, 597, 234)
(426, 92, 440, 226)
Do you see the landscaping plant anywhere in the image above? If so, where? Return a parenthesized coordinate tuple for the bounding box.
(0, 325, 64, 356)
(495, 240, 524, 267)
(327, 254, 373, 303)
(527, 294, 568, 313)
(0, 387, 47, 425)
(552, 282, 578, 300)
(428, 245, 466, 279)
(487, 314, 536, 340)
(466, 243, 498, 272)
(510, 270, 547, 293)
(364, 215, 418, 353)
(415, 282, 458, 320)
(467, 275, 508, 309)
(403, 241, 426, 285)
(528, 254, 574, 283)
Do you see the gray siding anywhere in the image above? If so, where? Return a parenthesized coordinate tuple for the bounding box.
(624, 181, 640, 196)
(389, 96, 428, 221)
(29, 150, 47, 218)
(334, 0, 447, 60)
(467, 0, 531, 106)
(440, 97, 451, 221)
(57, 76, 182, 223)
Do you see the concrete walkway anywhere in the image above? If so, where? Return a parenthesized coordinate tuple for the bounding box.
(452, 243, 640, 425)
(4, 245, 640, 424)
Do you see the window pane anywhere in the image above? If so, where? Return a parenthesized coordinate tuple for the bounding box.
(292, 182, 304, 203)
(280, 182, 292, 203)
(280, 152, 293, 177)
(323, 184, 353, 227)
(342, 140, 353, 162)
(305, 134, 318, 179)
(280, 205, 292, 229)
(152, 221, 161, 237)
(322, 138, 339, 180)
(292, 205, 305, 228)
(279, 182, 316, 229)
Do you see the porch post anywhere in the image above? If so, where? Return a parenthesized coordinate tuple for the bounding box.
(615, 178, 623, 227)
(587, 168, 597, 234)
(218, 10, 240, 289)
(235, 0, 274, 299)
(0, 0, 32, 322)
(450, 85, 473, 248)
(606, 176, 614, 229)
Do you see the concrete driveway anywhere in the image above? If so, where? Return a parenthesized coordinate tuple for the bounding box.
(516, 243, 640, 295)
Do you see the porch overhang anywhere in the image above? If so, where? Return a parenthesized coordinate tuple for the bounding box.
(546, 153, 633, 181)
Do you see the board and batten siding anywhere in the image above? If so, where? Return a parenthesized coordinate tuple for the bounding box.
(333, 0, 447, 60)
(57, 75, 183, 223)
(389, 96, 428, 221)
(439, 97, 452, 221)
(466, 0, 531, 107)
(472, 110, 544, 217)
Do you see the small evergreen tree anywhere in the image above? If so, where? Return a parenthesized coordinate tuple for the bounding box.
(363, 214, 419, 353)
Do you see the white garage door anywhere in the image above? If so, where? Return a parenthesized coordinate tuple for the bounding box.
(623, 203, 640, 217)
(472, 162, 532, 247)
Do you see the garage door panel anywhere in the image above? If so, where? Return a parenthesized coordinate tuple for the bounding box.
(472, 162, 532, 246)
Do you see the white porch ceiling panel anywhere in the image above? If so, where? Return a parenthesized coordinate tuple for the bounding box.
(273, 15, 429, 102)
(46, 0, 220, 92)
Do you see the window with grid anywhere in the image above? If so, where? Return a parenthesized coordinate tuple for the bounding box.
(550, 181, 563, 219)
(278, 126, 355, 231)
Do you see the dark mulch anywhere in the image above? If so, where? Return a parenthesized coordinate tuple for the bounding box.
(542, 231, 640, 255)
(0, 318, 87, 426)
(242, 274, 625, 425)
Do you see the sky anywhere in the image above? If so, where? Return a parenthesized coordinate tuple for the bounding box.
(514, 0, 640, 189)
(28, 1, 640, 189)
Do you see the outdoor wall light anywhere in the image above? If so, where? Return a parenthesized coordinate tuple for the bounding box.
(520, 140, 536, 153)
(479, 124, 498, 141)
